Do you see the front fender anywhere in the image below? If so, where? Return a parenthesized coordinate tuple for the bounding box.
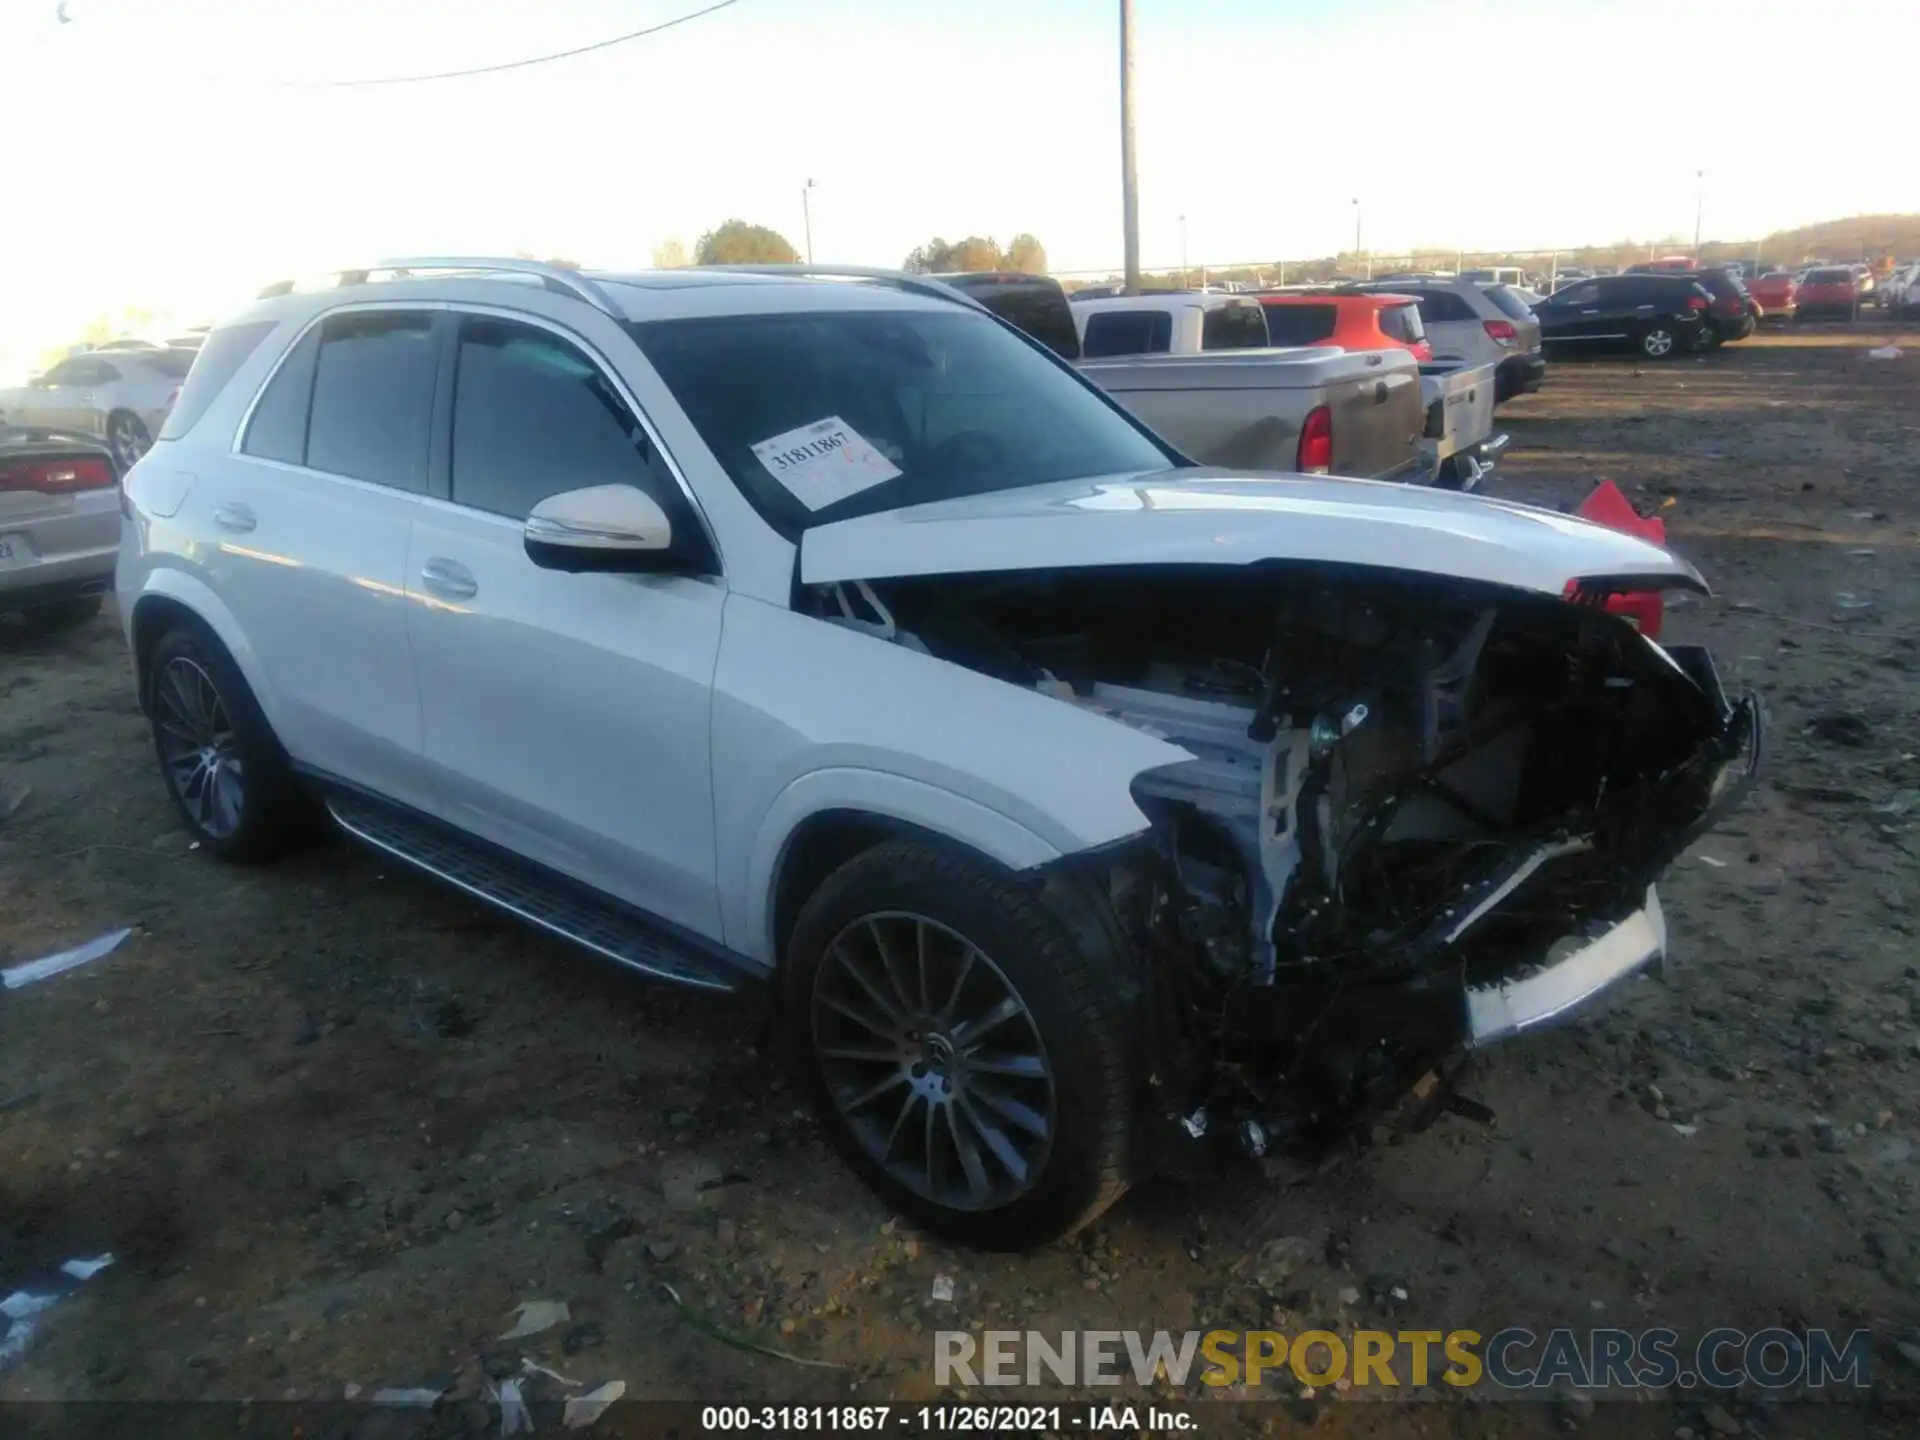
(738, 767, 1074, 966)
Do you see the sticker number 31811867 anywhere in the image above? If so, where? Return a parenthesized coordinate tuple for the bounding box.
(749, 416, 902, 512)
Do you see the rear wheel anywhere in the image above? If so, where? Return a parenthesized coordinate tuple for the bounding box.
(106, 410, 151, 473)
(783, 840, 1139, 1250)
(1639, 325, 1679, 359)
(146, 621, 319, 862)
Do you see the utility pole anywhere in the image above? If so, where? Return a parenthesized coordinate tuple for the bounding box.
(802, 179, 817, 264)
(1693, 169, 1704, 262)
(1120, 0, 1141, 293)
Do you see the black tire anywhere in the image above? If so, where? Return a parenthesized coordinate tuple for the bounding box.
(19, 594, 103, 632)
(782, 839, 1139, 1250)
(145, 620, 319, 863)
(1638, 324, 1680, 360)
(106, 410, 151, 474)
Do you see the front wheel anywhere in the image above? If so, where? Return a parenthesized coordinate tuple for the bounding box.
(1639, 325, 1680, 359)
(782, 840, 1140, 1250)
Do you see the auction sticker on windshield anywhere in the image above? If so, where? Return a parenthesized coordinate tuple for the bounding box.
(751, 416, 902, 511)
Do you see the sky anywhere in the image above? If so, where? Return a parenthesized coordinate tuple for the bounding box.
(0, 0, 1907, 378)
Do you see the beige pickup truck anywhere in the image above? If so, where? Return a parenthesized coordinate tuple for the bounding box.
(1067, 292, 1427, 481)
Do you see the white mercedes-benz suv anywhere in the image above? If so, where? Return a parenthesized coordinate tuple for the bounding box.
(117, 259, 1761, 1249)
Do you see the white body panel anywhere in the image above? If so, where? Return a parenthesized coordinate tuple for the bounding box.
(404, 500, 728, 938)
(709, 594, 1188, 962)
(799, 470, 1705, 597)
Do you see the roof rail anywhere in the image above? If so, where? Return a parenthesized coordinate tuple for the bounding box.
(693, 264, 988, 313)
(254, 257, 620, 316)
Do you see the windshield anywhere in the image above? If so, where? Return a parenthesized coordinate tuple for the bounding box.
(629, 308, 1178, 537)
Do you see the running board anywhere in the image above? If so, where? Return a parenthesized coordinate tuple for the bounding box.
(325, 792, 741, 994)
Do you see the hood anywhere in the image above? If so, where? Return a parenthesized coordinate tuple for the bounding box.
(799, 469, 1707, 598)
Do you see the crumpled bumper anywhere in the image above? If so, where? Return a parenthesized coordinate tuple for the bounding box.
(1464, 686, 1764, 1047)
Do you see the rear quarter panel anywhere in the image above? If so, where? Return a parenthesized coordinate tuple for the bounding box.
(1327, 359, 1423, 479)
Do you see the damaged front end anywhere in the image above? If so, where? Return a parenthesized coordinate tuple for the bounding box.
(811, 562, 1763, 1161)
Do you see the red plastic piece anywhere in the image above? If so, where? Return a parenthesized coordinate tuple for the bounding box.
(1574, 481, 1666, 639)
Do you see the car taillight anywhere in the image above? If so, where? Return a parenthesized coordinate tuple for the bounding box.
(1296, 405, 1332, 474)
(1686, 295, 1709, 310)
(1483, 319, 1518, 346)
(0, 456, 116, 494)
(1411, 340, 1433, 361)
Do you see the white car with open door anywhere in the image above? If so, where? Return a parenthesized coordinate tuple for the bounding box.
(117, 260, 1762, 1249)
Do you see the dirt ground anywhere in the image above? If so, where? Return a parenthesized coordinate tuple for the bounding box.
(3, 323, 1919, 1437)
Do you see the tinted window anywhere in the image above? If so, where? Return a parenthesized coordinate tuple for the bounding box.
(158, 319, 277, 441)
(1483, 286, 1535, 320)
(241, 325, 320, 465)
(304, 312, 436, 491)
(450, 318, 673, 520)
(145, 348, 196, 379)
(945, 277, 1082, 361)
(1553, 283, 1601, 306)
(1201, 303, 1269, 350)
(632, 309, 1175, 538)
(1259, 303, 1338, 345)
(1081, 309, 1174, 357)
(1399, 289, 1479, 323)
(1378, 303, 1425, 346)
(42, 358, 92, 385)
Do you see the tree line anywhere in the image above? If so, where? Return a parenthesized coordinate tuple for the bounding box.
(638, 222, 1050, 274)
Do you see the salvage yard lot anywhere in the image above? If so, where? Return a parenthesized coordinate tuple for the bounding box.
(2, 326, 1918, 1434)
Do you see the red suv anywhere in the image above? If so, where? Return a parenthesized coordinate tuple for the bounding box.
(1255, 291, 1432, 361)
(1747, 272, 1797, 321)
(1795, 268, 1859, 320)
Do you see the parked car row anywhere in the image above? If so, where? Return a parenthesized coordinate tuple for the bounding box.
(106, 256, 1761, 1248)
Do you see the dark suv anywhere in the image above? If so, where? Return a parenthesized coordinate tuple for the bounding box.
(1691, 269, 1756, 348)
(1531, 274, 1714, 360)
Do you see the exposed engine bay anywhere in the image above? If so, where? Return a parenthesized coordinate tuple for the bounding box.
(809, 563, 1762, 1159)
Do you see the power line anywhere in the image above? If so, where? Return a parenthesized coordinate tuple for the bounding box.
(270, 0, 745, 88)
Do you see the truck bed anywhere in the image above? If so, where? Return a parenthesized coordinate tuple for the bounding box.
(1078, 346, 1426, 482)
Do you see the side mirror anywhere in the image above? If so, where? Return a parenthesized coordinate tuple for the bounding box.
(524, 484, 689, 574)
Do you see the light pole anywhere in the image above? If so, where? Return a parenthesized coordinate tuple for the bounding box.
(1693, 169, 1704, 262)
(1350, 197, 1362, 273)
(1120, 0, 1141, 294)
(1179, 214, 1188, 289)
(801, 178, 817, 264)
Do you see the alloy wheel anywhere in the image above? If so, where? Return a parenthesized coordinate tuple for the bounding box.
(154, 655, 245, 839)
(811, 912, 1056, 1212)
(1643, 328, 1675, 358)
(108, 412, 151, 472)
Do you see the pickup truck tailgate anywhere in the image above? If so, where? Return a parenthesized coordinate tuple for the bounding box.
(1079, 347, 1424, 481)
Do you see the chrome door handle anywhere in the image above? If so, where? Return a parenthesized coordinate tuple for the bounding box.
(420, 558, 478, 601)
(212, 503, 256, 533)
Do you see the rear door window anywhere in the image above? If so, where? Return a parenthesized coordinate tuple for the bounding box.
(303, 311, 437, 492)
(157, 319, 278, 441)
(1554, 283, 1602, 306)
(1200, 302, 1269, 350)
(1259, 304, 1338, 345)
(1081, 309, 1174, 358)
